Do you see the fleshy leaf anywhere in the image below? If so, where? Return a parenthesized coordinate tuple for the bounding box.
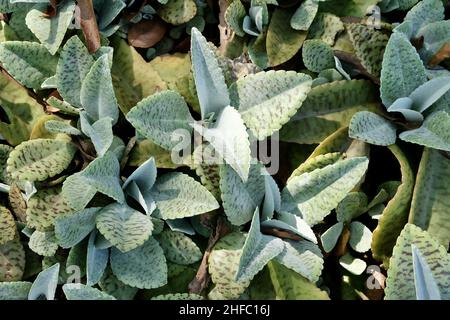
(290, 0, 319, 31)
(412, 244, 442, 300)
(63, 283, 116, 300)
(320, 222, 344, 253)
(96, 203, 153, 253)
(126, 90, 194, 150)
(302, 39, 335, 73)
(349, 221, 372, 253)
(158, 0, 197, 25)
(86, 230, 109, 286)
(0, 41, 58, 89)
(54, 208, 100, 248)
(281, 157, 369, 226)
(110, 237, 167, 289)
(220, 163, 265, 226)
(190, 27, 229, 119)
(151, 172, 219, 220)
(0, 206, 15, 245)
(349, 111, 397, 146)
(7, 138, 76, 182)
(224, 0, 246, 37)
(0, 282, 32, 300)
(28, 263, 59, 300)
(339, 253, 366, 275)
(29, 231, 58, 257)
(230, 70, 312, 140)
(157, 229, 202, 265)
(0, 238, 25, 282)
(80, 112, 114, 157)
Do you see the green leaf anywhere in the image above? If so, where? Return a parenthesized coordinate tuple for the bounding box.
(230, 70, 312, 140)
(274, 240, 323, 283)
(28, 263, 60, 300)
(308, 13, 345, 46)
(63, 283, 116, 300)
(339, 253, 367, 275)
(151, 172, 219, 220)
(400, 111, 450, 151)
(159, 0, 197, 25)
(127, 90, 194, 150)
(29, 231, 58, 257)
(225, 0, 246, 37)
(320, 222, 344, 253)
(96, 203, 153, 253)
(86, 230, 109, 286)
(157, 229, 202, 265)
(45, 120, 82, 136)
(98, 266, 138, 300)
(262, 175, 281, 220)
(235, 209, 284, 283)
(289, 152, 342, 182)
(418, 20, 450, 61)
(302, 40, 335, 73)
(62, 152, 124, 211)
(25, 1, 76, 55)
(280, 80, 380, 144)
(346, 23, 389, 76)
(385, 224, 450, 300)
(151, 293, 204, 300)
(380, 32, 427, 107)
(220, 163, 265, 226)
(7, 138, 76, 182)
(274, 212, 317, 243)
(267, 261, 330, 300)
(0, 41, 57, 89)
(110, 37, 167, 115)
(412, 245, 442, 300)
(403, 0, 444, 36)
(128, 139, 180, 169)
(349, 111, 397, 146)
(56, 36, 95, 107)
(409, 76, 450, 113)
(192, 106, 251, 181)
(291, 0, 319, 31)
(80, 54, 119, 124)
(0, 282, 32, 300)
(0, 206, 15, 245)
(190, 27, 229, 119)
(123, 157, 157, 193)
(281, 157, 369, 226)
(110, 237, 167, 289)
(267, 8, 307, 67)
(372, 145, 414, 264)
(349, 221, 372, 253)
(208, 232, 250, 299)
(54, 208, 100, 248)
(336, 192, 368, 222)
(79, 112, 114, 157)
(409, 148, 450, 249)
(0, 238, 25, 282)
(26, 187, 73, 231)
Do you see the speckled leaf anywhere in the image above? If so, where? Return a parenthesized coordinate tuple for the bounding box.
(159, 0, 197, 25)
(225, 0, 246, 37)
(63, 283, 116, 300)
(418, 20, 450, 61)
(151, 293, 204, 300)
(302, 40, 335, 73)
(346, 23, 388, 76)
(0, 41, 57, 89)
(385, 224, 450, 300)
(220, 163, 265, 226)
(190, 27, 229, 119)
(291, 0, 318, 31)
(236, 210, 284, 282)
(267, 261, 330, 300)
(62, 152, 124, 211)
(336, 192, 368, 222)
(7, 138, 76, 182)
(26, 187, 73, 231)
(110, 237, 167, 289)
(409, 148, 450, 249)
(54, 208, 100, 248)
(289, 153, 342, 182)
(349, 111, 397, 146)
(230, 70, 312, 140)
(45, 120, 81, 136)
(308, 13, 345, 46)
(372, 145, 414, 264)
(192, 107, 251, 181)
(151, 172, 219, 220)
(127, 90, 194, 150)
(0, 206, 15, 245)
(403, 0, 444, 36)
(80, 54, 119, 124)
(399, 111, 450, 151)
(0, 282, 32, 300)
(158, 229, 201, 265)
(281, 157, 369, 226)
(267, 9, 307, 67)
(29, 231, 58, 257)
(56, 36, 95, 107)
(25, 1, 75, 55)
(79, 112, 113, 157)
(99, 266, 138, 300)
(380, 32, 427, 107)
(96, 203, 153, 253)
(275, 240, 323, 283)
(0, 237, 25, 282)
(280, 80, 380, 144)
(208, 232, 250, 299)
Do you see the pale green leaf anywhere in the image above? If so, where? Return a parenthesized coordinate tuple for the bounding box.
(63, 283, 116, 300)
(157, 229, 202, 265)
(349, 221, 372, 253)
(159, 0, 197, 25)
(29, 231, 58, 257)
(0, 282, 32, 300)
(339, 253, 367, 275)
(302, 39, 335, 73)
(28, 263, 59, 300)
(291, 0, 319, 31)
(349, 111, 397, 146)
(320, 222, 343, 253)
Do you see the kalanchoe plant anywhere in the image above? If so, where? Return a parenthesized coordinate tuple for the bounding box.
(0, 0, 449, 302)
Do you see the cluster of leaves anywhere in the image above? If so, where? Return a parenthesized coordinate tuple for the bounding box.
(0, 0, 449, 301)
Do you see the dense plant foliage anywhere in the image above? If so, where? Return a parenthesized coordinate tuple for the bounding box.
(0, 0, 449, 300)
